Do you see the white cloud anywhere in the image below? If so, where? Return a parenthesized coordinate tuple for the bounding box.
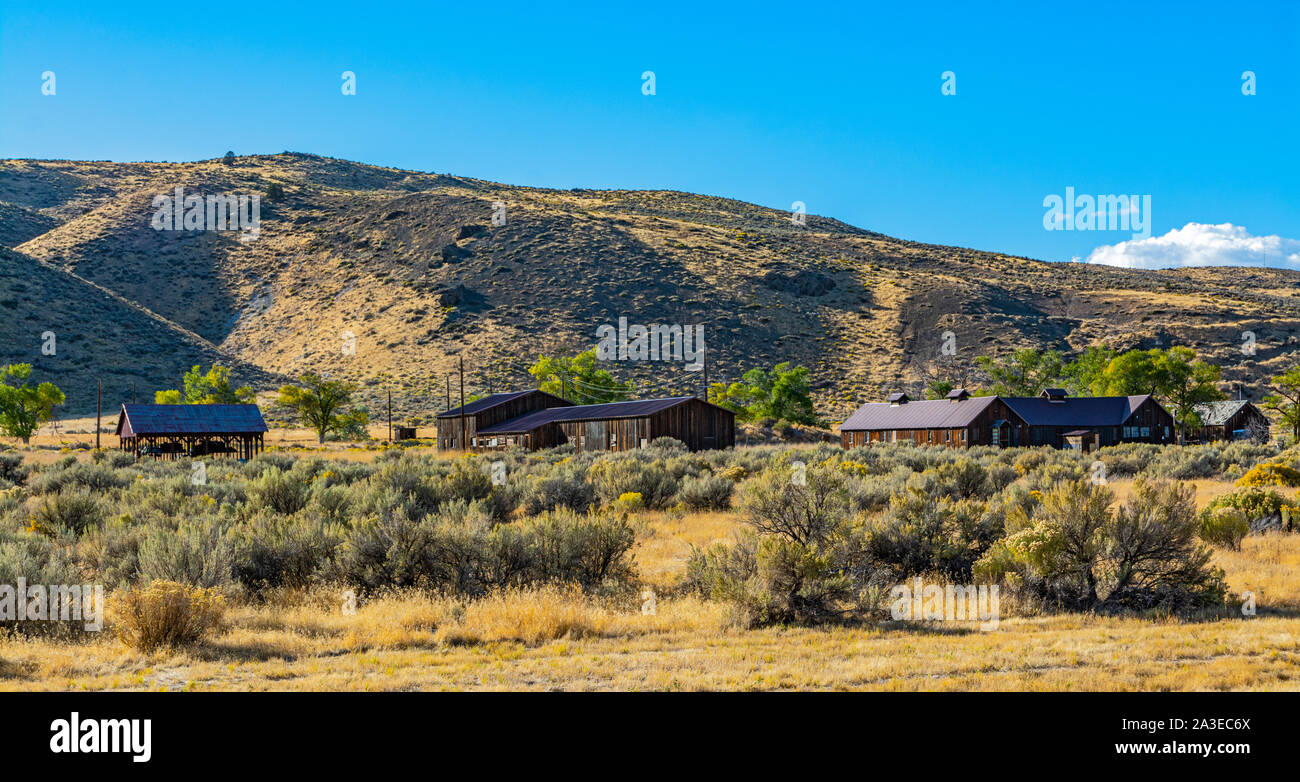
(1084, 222, 1300, 270)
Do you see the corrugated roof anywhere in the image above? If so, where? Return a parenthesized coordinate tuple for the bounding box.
(118, 404, 267, 436)
(477, 396, 707, 434)
(1002, 395, 1155, 427)
(435, 390, 571, 419)
(1194, 400, 1250, 426)
(841, 395, 998, 431)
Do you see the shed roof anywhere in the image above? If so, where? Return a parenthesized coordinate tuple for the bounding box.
(435, 390, 569, 419)
(476, 396, 723, 435)
(1002, 395, 1157, 427)
(1194, 399, 1252, 426)
(117, 404, 268, 436)
(841, 395, 998, 431)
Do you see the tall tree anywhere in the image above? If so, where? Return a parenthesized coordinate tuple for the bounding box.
(1153, 347, 1224, 443)
(529, 348, 633, 403)
(1062, 345, 1115, 396)
(709, 362, 820, 425)
(1264, 366, 1300, 442)
(0, 364, 65, 443)
(155, 363, 255, 404)
(276, 373, 366, 444)
(1096, 349, 1162, 395)
(975, 348, 1064, 396)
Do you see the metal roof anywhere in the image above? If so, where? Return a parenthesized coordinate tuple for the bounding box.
(841, 395, 998, 431)
(476, 396, 714, 434)
(436, 390, 568, 419)
(1001, 395, 1156, 427)
(117, 403, 268, 436)
(1194, 399, 1251, 426)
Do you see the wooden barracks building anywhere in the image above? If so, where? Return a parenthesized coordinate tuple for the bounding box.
(437, 391, 735, 453)
(840, 388, 1176, 451)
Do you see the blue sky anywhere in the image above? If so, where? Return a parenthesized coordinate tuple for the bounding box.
(2, 0, 1297, 266)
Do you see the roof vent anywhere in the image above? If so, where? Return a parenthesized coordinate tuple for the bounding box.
(946, 388, 971, 402)
(887, 392, 909, 406)
(1042, 388, 1068, 403)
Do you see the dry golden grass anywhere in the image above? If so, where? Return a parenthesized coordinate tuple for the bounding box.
(0, 448, 1295, 691)
(1, 532, 1297, 692)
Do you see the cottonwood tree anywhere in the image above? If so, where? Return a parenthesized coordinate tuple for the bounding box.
(708, 362, 820, 425)
(975, 348, 1064, 396)
(155, 363, 255, 404)
(1264, 366, 1300, 442)
(276, 373, 367, 444)
(0, 364, 65, 443)
(1062, 345, 1115, 396)
(1152, 347, 1224, 444)
(529, 349, 633, 404)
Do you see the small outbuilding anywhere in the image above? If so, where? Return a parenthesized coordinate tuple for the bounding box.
(116, 403, 267, 460)
(1191, 400, 1270, 442)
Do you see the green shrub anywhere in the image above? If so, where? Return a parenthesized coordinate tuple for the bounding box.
(976, 479, 1226, 613)
(0, 451, 27, 485)
(676, 474, 735, 511)
(137, 519, 233, 588)
(523, 467, 595, 515)
(1199, 506, 1249, 550)
(30, 490, 105, 536)
(247, 467, 310, 515)
(588, 456, 679, 510)
(738, 462, 850, 546)
(232, 514, 343, 591)
(1205, 486, 1290, 523)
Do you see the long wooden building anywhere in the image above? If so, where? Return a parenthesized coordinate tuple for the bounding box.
(1001, 389, 1175, 448)
(840, 389, 1029, 448)
(841, 388, 1176, 450)
(438, 392, 735, 453)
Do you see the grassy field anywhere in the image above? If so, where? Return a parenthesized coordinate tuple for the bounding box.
(1, 432, 1296, 691)
(2, 533, 1296, 692)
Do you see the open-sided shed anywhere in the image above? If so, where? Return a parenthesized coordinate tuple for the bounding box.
(116, 403, 267, 460)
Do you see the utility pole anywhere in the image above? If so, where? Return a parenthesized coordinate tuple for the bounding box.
(701, 345, 708, 401)
(387, 389, 392, 442)
(96, 380, 102, 450)
(459, 355, 467, 452)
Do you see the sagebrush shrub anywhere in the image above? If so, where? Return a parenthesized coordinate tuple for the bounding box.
(523, 467, 595, 515)
(30, 490, 105, 536)
(138, 519, 233, 588)
(1199, 506, 1249, 550)
(248, 467, 310, 515)
(676, 474, 734, 511)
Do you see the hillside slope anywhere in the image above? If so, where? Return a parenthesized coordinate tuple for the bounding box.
(3, 153, 1299, 420)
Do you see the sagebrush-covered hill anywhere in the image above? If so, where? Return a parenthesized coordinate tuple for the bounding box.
(4, 153, 1298, 420)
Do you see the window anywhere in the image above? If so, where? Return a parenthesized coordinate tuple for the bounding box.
(1141, 427, 1150, 437)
